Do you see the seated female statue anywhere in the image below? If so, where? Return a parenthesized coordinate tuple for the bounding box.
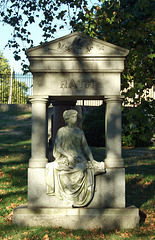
(46, 109, 105, 207)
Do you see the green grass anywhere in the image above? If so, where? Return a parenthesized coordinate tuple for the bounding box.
(0, 110, 155, 239)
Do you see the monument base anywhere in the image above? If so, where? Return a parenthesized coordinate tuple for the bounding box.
(13, 205, 139, 230)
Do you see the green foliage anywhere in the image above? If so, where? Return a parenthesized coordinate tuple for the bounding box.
(0, 51, 11, 74)
(0, 0, 88, 62)
(82, 105, 105, 147)
(0, 0, 154, 106)
(83, 102, 155, 147)
(0, 51, 11, 102)
(74, 0, 155, 105)
(0, 51, 29, 103)
(122, 100, 155, 147)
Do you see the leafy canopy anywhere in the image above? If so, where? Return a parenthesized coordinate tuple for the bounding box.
(0, 0, 154, 104)
(74, 0, 155, 104)
(0, 0, 88, 60)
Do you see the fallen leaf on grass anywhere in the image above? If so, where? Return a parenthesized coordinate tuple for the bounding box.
(17, 197, 22, 201)
(0, 170, 4, 177)
(3, 238, 12, 240)
(0, 190, 7, 194)
(5, 211, 13, 222)
(121, 232, 133, 238)
(58, 231, 67, 237)
(42, 234, 49, 240)
(11, 203, 16, 208)
(6, 206, 11, 210)
(150, 236, 155, 240)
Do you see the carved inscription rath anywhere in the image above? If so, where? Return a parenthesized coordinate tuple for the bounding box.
(60, 79, 95, 89)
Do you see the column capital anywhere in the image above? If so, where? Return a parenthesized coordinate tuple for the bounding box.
(29, 95, 49, 103)
(104, 95, 125, 103)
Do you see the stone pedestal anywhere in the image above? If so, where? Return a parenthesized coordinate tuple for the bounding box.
(13, 205, 139, 230)
(14, 168, 139, 230)
(27, 168, 125, 208)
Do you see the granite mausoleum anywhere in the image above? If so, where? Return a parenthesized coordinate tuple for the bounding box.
(13, 32, 139, 229)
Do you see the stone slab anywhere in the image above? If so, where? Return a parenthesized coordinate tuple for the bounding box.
(28, 168, 125, 208)
(13, 205, 139, 230)
(33, 72, 121, 96)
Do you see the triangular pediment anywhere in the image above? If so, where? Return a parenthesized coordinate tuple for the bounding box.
(26, 32, 129, 57)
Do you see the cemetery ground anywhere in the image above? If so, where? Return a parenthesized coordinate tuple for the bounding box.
(0, 110, 154, 240)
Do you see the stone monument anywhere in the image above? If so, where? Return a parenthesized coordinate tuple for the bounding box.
(13, 32, 139, 229)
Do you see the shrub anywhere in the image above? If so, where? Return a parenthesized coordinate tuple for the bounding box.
(82, 100, 155, 147)
(122, 100, 155, 147)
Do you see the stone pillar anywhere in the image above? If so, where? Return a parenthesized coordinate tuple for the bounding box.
(104, 95, 124, 168)
(29, 96, 49, 168)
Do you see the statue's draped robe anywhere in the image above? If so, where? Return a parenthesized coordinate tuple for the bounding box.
(46, 126, 105, 207)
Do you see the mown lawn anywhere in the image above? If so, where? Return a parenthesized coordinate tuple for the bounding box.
(0, 110, 155, 239)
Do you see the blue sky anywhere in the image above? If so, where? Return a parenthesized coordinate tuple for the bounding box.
(0, 21, 71, 72)
(0, 1, 99, 73)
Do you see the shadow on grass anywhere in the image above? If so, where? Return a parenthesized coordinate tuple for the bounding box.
(126, 164, 155, 175)
(139, 210, 146, 225)
(0, 189, 27, 200)
(126, 165, 155, 209)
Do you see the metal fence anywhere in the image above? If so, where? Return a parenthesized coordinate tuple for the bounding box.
(0, 72, 33, 104)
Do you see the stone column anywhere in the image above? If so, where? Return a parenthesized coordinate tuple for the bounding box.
(29, 95, 49, 168)
(104, 95, 124, 168)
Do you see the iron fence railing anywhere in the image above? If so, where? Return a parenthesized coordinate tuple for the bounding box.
(0, 72, 33, 104)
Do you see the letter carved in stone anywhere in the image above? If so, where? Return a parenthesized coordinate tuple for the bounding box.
(60, 80, 67, 89)
(68, 79, 77, 88)
(60, 79, 95, 90)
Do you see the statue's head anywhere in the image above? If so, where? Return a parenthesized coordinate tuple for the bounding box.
(63, 109, 78, 124)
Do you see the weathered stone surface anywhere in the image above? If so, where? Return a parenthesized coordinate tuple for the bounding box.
(26, 32, 129, 59)
(104, 96, 124, 168)
(28, 168, 125, 208)
(13, 205, 139, 230)
(26, 32, 129, 98)
(12, 32, 139, 230)
(29, 96, 49, 168)
(32, 73, 121, 97)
